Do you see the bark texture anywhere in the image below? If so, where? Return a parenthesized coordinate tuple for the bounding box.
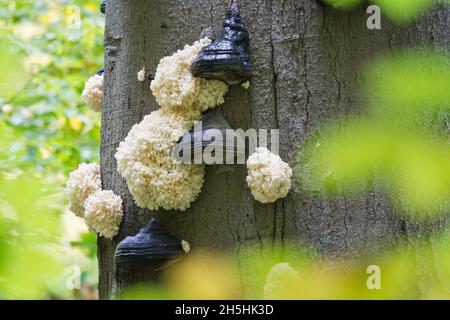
(99, 0, 450, 299)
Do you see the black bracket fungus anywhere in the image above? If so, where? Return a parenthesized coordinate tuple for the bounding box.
(100, 1, 105, 14)
(173, 109, 245, 164)
(191, 1, 252, 85)
(114, 219, 186, 292)
(115, 219, 185, 266)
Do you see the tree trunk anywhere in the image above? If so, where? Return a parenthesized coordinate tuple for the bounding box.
(99, 0, 449, 299)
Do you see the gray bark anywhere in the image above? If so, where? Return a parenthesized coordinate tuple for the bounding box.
(100, 0, 450, 299)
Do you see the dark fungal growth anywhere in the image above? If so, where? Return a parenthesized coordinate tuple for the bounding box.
(100, 1, 105, 14)
(172, 109, 246, 164)
(191, 1, 252, 85)
(114, 219, 186, 292)
(115, 219, 185, 266)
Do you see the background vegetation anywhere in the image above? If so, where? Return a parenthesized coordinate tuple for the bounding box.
(0, 0, 102, 299)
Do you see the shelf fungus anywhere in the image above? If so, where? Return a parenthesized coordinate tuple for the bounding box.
(66, 163, 101, 218)
(114, 219, 186, 272)
(81, 69, 104, 112)
(172, 110, 245, 165)
(191, 1, 252, 85)
(246, 147, 292, 203)
(115, 109, 205, 211)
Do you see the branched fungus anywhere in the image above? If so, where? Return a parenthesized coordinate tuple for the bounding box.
(150, 38, 228, 119)
(66, 163, 101, 217)
(137, 67, 146, 82)
(81, 73, 104, 112)
(115, 109, 205, 211)
(246, 147, 292, 203)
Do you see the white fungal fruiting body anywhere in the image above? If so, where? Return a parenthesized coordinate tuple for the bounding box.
(85, 190, 123, 240)
(66, 163, 101, 217)
(150, 38, 228, 119)
(137, 67, 146, 82)
(81, 74, 104, 112)
(264, 263, 300, 299)
(181, 240, 190, 253)
(115, 109, 205, 211)
(241, 81, 250, 90)
(246, 147, 292, 203)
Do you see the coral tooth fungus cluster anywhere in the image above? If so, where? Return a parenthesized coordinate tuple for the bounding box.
(115, 109, 205, 210)
(246, 147, 292, 203)
(85, 190, 123, 239)
(116, 38, 228, 211)
(66, 163, 123, 239)
(81, 73, 104, 112)
(71, 29, 292, 239)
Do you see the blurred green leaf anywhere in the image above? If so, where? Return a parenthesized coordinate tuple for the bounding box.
(322, 0, 363, 9)
(373, 0, 435, 22)
(298, 49, 450, 218)
(0, 0, 103, 299)
(300, 120, 449, 217)
(71, 232, 97, 259)
(323, 0, 443, 22)
(0, 46, 27, 101)
(365, 49, 450, 119)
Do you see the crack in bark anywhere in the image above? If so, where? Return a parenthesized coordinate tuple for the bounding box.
(225, 171, 235, 246)
(208, 0, 214, 31)
(269, 0, 280, 250)
(323, 9, 342, 125)
(299, 10, 311, 132)
(342, 195, 350, 252)
(281, 200, 286, 250)
(253, 205, 264, 253)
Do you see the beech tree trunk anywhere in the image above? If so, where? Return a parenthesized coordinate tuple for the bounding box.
(99, 0, 450, 299)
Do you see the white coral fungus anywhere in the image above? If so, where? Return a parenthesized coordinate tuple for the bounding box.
(137, 67, 146, 82)
(264, 263, 300, 299)
(150, 38, 228, 118)
(115, 109, 205, 211)
(81, 73, 104, 112)
(246, 148, 292, 203)
(66, 163, 101, 217)
(241, 81, 250, 90)
(85, 190, 123, 239)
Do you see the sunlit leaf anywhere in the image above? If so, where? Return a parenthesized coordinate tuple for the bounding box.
(365, 49, 450, 118)
(0, 46, 27, 101)
(373, 0, 435, 22)
(322, 0, 362, 8)
(299, 119, 449, 217)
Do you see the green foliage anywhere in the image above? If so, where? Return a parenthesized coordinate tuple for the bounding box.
(365, 50, 450, 117)
(70, 232, 97, 259)
(323, 0, 445, 22)
(322, 0, 362, 9)
(0, 134, 63, 298)
(0, 0, 103, 176)
(373, 0, 434, 22)
(298, 50, 449, 218)
(0, 0, 103, 299)
(117, 238, 450, 299)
